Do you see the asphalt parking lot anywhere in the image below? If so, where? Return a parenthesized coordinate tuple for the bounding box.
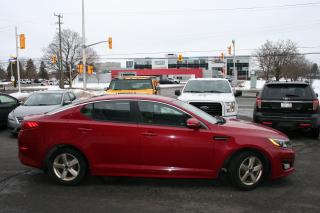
(0, 90, 320, 213)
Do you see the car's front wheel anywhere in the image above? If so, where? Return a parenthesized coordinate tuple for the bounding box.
(47, 148, 87, 185)
(228, 151, 265, 190)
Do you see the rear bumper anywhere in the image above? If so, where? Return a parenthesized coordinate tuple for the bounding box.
(254, 112, 320, 129)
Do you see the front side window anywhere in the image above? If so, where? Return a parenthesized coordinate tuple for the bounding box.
(81, 101, 134, 123)
(137, 101, 191, 127)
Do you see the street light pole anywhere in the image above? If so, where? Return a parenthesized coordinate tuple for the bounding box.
(15, 26, 21, 93)
(82, 0, 87, 90)
(232, 40, 237, 86)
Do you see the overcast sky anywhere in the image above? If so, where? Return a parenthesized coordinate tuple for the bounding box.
(1, 0, 320, 66)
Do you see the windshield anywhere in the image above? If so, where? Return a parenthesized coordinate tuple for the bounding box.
(109, 79, 153, 90)
(24, 93, 63, 106)
(261, 84, 313, 100)
(173, 100, 218, 124)
(183, 80, 232, 93)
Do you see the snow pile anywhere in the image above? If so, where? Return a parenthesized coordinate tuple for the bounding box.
(312, 80, 320, 97)
(10, 92, 31, 100)
(72, 83, 109, 90)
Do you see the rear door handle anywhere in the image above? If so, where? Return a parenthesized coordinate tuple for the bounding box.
(77, 128, 92, 132)
(142, 132, 157, 137)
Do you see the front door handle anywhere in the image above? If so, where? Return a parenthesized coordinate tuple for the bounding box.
(142, 132, 157, 137)
(77, 128, 92, 132)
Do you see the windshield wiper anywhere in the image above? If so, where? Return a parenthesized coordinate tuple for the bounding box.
(204, 90, 223, 93)
(215, 116, 226, 125)
(184, 91, 205, 93)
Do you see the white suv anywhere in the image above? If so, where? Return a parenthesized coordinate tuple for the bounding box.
(175, 78, 238, 118)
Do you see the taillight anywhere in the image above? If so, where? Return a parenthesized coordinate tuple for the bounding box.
(256, 97, 262, 109)
(22, 121, 39, 129)
(313, 99, 319, 112)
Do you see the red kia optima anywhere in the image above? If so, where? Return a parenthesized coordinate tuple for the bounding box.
(18, 94, 295, 190)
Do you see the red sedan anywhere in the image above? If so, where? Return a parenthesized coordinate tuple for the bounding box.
(18, 94, 295, 190)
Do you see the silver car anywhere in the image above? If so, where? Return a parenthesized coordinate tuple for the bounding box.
(7, 90, 76, 134)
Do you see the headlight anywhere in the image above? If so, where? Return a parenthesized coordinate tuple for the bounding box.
(269, 138, 292, 149)
(225, 101, 236, 113)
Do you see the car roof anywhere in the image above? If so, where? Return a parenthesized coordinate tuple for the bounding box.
(265, 81, 310, 86)
(80, 94, 176, 104)
(33, 90, 69, 94)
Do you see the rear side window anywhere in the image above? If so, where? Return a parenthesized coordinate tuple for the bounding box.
(261, 84, 314, 100)
(81, 101, 135, 123)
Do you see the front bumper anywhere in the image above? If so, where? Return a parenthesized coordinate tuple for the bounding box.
(7, 118, 21, 134)
(269, 148, 295, 179)
(254, 112, 320, 130)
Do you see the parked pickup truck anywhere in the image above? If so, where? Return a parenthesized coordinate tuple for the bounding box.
(106, 76, 159, 95)
(175, 78, 239, 118)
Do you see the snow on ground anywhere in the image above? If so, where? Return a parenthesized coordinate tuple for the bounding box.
(236, 80, 266, 91)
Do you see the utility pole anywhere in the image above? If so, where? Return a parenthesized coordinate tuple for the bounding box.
(82, 0, 87, 90)
(232, 40, 237, 86)
(15, 26, 21, 93)
(69, 63, 72, 88)
(54, 13, 64, 89)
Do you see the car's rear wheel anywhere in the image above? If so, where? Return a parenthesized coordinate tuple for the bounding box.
(228, 151, 265, 190)
(47, 148, 87, 185)
(309, 128, 320, 139)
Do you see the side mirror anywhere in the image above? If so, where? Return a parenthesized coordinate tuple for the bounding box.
(256, 91, 260, 97)
(18, 100, 23, 105)
(234, 90, 242, 97)
(186, 118, 201, 130)
(316, 93, 318, 98)
(175, 90, 181, 96)
(63, 100, 72, 106)
(156, 86, 160, 91)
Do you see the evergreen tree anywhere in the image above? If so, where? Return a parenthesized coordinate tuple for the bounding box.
(0, 66, 6, 80)
(25, 59, 37, 80)
(38, 61, 49, 80)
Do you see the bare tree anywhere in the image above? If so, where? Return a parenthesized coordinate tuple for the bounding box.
(255, 40, 299, 81)
(282, 56, 310, 81)
(42, 29, 97, 82)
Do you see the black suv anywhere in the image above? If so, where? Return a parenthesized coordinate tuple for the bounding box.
(253, 81, 320, 138)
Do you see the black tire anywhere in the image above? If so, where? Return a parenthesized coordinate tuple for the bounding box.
(47, 148, 87, 185)
(228, 151, 265, 191)
(309, 128, 320, 139)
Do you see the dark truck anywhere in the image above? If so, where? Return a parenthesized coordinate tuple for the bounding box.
(253, 81, 320, 138)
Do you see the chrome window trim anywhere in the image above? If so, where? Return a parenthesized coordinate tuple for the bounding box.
(48, 98, 209, 129)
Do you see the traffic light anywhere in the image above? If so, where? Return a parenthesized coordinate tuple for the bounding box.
(87, 65, 94, 75)
(220, 52, 224, 60)
(178, 54, 183, 62)
(19, 34, 25, 49)
(51, 55, 57, 64)
(108, 37, 112, 49)
(228, 46, 232, 55)
(77, 64, 84, 74)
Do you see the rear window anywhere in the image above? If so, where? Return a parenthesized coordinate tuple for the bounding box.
(109, 79, 152, 90)
(261, 84, 314, 100)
